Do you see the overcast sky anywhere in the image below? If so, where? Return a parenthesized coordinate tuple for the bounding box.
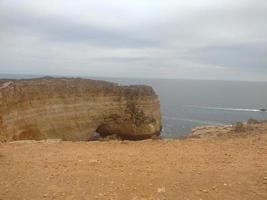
(0, 0, 266, 81)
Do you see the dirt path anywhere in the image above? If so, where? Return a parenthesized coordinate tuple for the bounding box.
(0, 133, 267, 200)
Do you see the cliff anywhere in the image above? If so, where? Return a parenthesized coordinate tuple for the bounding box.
(0, 77, 162, 141)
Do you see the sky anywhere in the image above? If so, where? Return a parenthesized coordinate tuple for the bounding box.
(0, 0, 266, 81)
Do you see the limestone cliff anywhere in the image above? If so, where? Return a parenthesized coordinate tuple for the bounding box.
(0, 77, 162, 141)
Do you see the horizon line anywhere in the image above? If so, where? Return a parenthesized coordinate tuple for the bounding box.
(0, 72, 267, 83)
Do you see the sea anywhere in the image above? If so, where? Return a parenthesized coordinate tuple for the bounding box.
(1, 74, 267, 138)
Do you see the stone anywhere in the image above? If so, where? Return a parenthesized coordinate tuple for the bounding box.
(157, 186, 166, 193)
(0, 77, 162, 141)
(89, 159, 99, 164)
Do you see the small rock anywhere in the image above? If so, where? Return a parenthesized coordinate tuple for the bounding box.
(157, 186, 166, 193)
(200, 189, 208, 193)
(264, 177, 267, 180)
(89, 159, 99, 164)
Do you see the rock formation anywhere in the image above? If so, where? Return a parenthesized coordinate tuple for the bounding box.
(188, 120, 267, 138)
(0, 77, 162, 141)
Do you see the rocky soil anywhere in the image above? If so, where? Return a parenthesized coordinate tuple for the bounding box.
(0, 123, 267, 200)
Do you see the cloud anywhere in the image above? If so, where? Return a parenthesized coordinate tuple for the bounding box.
(0, 6, 158, 48)
(0, 0, 266, 81)
(186, 43, 267, 70)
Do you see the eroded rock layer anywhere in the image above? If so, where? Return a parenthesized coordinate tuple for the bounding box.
(0, 78, 162, 141)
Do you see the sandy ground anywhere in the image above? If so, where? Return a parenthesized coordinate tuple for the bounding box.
(0, 133, 267, 200)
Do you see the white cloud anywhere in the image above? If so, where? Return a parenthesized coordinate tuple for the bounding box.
(0, 0, 266, 81)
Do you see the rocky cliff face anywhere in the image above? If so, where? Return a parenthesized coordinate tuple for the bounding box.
(0, 78, 162, 141)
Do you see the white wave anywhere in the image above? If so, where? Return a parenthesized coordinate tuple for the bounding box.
(185, 105, 261, 112)
(163, 116, 224, 125)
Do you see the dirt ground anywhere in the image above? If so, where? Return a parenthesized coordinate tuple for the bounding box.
(0, 132, 267, 200)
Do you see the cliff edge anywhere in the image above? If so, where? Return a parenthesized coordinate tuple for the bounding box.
(0, 77, 162, 141)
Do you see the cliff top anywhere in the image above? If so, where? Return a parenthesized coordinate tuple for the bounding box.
(0, 122, 266, 200)
(0, 77, 157, 97)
